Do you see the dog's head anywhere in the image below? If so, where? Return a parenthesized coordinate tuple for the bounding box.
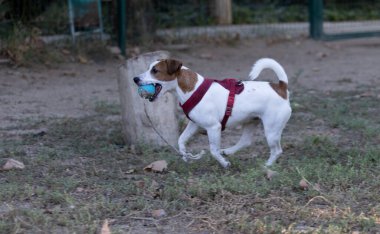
(133, 59, 182, 102)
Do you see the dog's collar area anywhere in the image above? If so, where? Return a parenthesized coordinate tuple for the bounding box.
(180, 78, 244, 131)
(180, 79, 213, 119)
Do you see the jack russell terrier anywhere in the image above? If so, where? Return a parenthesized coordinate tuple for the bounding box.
(133, 58, 291, 168)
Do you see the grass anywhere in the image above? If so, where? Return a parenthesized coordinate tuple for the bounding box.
(0, 91, 379, 233)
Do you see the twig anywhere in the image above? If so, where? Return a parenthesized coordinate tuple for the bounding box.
(201, 218, 218, 232)
(130, 216, 156, 221)
(186, 219, 195, 228)
(304, 195, 334, 208)
(16, 217, 44, 233)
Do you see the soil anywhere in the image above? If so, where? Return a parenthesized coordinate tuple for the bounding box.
(0, 37, 379, 233)
(1, 36, 379, 137)
(0, 38, 380, 127)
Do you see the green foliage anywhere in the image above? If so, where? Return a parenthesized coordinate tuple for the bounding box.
(32, 1, 69, 35)
(233, 3, 308, 24)
(0, 24, 62, 65)
(324, 2, 380, 21)
(154, 0, 213, 28)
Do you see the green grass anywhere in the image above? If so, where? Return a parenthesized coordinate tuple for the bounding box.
(0, 90, 379, 233)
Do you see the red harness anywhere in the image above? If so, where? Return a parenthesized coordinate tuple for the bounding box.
(180, 78, 244, 131)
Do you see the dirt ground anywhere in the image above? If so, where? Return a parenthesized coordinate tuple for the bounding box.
(1, 37, 379, 129)
(1, 37, 380, 233)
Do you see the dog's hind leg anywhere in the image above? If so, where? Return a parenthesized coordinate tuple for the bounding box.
(262, 109, 291, 166)
(206, 123, 231, 168)
(221, 122, 255, 155)
(178, 121, 200, 161)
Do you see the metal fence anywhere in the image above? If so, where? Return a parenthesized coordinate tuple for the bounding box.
(128, 0, 309, 44)
(1, 0, 380, 50)
(309, 0, 380, 40)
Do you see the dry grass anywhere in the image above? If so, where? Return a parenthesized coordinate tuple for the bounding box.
(0, 88, 379, 233)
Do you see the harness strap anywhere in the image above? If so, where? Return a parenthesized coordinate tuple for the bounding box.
(180, 79, 213, 120)
(180, 78, 242, 131)
(220, 79, 236, 131)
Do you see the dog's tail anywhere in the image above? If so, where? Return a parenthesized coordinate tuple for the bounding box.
(249, 58, 288, 84)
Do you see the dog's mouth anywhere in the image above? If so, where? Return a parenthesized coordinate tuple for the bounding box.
(148, 83, 162, 102)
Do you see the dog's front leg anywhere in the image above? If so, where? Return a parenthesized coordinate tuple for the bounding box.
(206, 124, 231, 168)
(178, 121, 203, 161)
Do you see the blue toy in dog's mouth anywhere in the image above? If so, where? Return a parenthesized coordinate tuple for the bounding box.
(137, 83, 162, 102)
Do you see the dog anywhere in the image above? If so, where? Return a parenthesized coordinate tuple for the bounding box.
(133, 58, 291, 168)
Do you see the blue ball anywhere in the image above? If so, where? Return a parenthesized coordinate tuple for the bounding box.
(138, 84, 156, 98)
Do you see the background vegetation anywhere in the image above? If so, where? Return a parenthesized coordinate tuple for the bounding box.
(0, 0, 379, 63)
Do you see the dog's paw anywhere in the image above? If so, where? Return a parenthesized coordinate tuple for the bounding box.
(198, 150, 206, 157)
(221, 148, 234, 155)
(181, 155, 189, 163)
(221, 160, 231, 169)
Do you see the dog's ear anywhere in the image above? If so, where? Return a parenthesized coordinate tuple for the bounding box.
(166, 59, 182, 75)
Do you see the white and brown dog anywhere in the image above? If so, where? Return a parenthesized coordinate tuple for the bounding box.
(133, 58, 291, 168)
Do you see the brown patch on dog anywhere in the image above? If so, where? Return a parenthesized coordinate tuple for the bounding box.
(270, 81, 288, 99)
(152, 59, 182, 81)
(177, 69, 198, 93)
(166, 59, 182, 75)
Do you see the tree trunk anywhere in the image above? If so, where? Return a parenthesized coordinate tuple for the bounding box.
(118, 51, 179, 147)
(213, 0, 232, 25)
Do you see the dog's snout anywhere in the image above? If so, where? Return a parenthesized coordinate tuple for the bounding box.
(133, 77, 140, 84)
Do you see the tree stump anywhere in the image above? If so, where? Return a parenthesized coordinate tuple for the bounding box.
(118, 51, 179, 147)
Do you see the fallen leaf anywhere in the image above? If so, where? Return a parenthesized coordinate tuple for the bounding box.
(125, 169, 135, 174)
(144, 160, 168, 173)
(151, 209, 167, 218)
(266, 169, 278, 180)
(299, 179, 308, 190)
(100, 219, 111, 234)
(78, 55, 88, 64)
(61, 49, 71, 55)
(2, 159, 25, 171)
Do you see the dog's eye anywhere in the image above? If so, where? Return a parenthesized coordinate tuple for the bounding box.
(151, 67, 158, 74)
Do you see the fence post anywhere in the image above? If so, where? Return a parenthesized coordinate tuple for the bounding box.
(118, 0, 126, 55)
(309, 0, 323, 39)
(118, 51, 179, 147)
(214, 0, 232, 25)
